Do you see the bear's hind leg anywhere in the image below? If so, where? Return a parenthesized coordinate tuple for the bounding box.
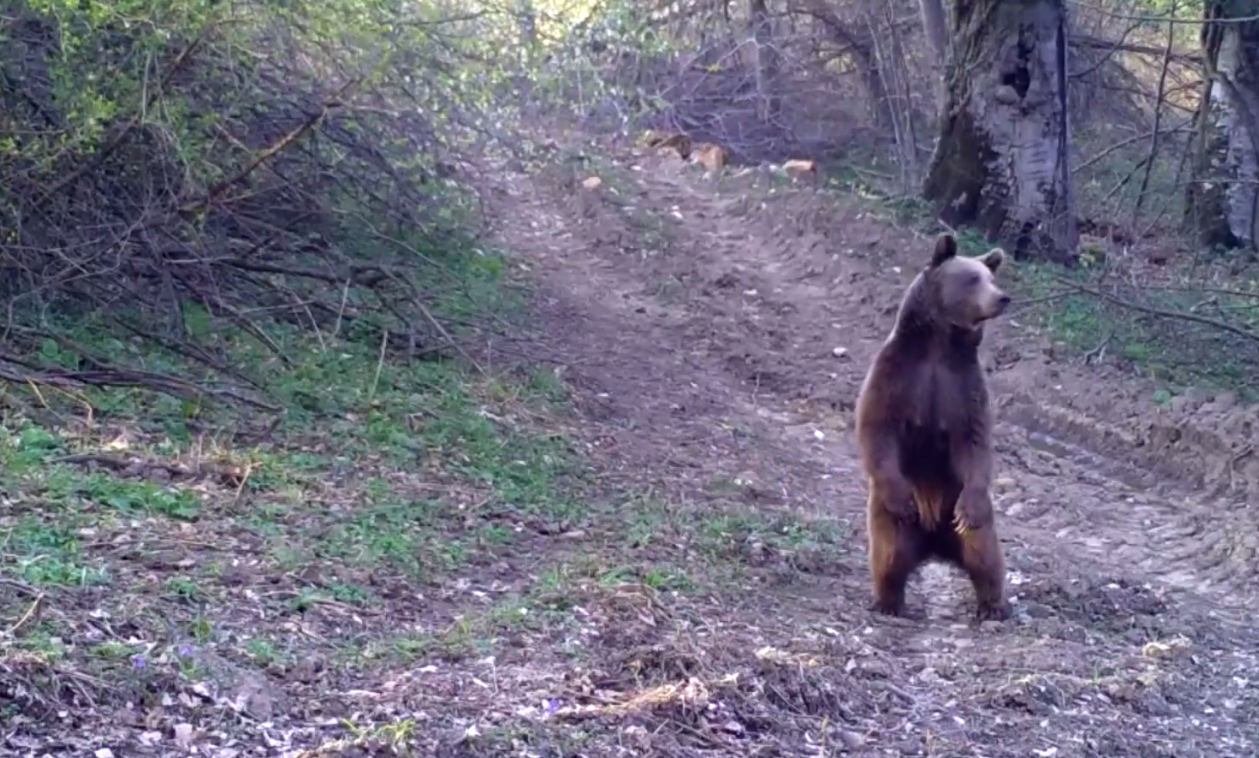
(868, 508, 926, 617)
(957, 526, 1011, 622)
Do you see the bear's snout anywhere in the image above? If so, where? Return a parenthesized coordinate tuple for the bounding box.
(983, 291, 1011, 319)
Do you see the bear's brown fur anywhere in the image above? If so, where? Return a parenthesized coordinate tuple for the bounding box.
(854, 232, 1012, 622)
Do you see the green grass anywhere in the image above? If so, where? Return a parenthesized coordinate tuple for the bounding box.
(0, 258, 852, 718)
(1009, 258, 1259, 402)
(0, 210, 864, 758)
(0, 232, 588, 670)
(0, 327, 579, 575)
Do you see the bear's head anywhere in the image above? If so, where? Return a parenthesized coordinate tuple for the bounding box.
(904, 233, 1011, 333)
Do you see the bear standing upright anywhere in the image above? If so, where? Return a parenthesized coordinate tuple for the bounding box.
(854, 232, 1012, 622)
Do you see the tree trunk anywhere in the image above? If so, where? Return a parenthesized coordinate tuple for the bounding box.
(866, 1, 922, 191)
(918, 0, 949, 66)
(517, 0, 536, 46)
(750, 0, 781, 123)
(922, 0, 1078, 264)
(1184, 0, 1259, 251)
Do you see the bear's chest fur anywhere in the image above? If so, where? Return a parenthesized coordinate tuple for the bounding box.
(900, 364, 967, 479)
(904, 359, 973, 431)
(882, 341, 986, 485)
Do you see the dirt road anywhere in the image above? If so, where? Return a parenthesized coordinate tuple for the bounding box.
(492, 137, 1259, 756)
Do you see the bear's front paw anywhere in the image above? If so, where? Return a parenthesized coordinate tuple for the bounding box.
(953, 487, 994, 535)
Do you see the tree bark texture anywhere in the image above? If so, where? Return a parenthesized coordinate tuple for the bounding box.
(1184, 0, 1259, 251)
(922, 0, 1077, 264)
(918, 0, 949, 66)
(750, 0, 781, 123)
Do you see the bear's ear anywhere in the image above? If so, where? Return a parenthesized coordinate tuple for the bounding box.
(979, 247, 1006, 273)
(930, 233, 958, 268)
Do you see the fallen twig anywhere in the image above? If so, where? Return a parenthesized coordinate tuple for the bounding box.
(51, 452, 248, 486)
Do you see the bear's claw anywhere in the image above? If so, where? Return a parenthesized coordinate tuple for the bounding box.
(975, 599, 1012, 623)
(869, 597, 906, 617)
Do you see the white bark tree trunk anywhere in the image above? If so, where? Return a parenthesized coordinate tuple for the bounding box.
(918, 0, 949, 66)
(1185, 0, 1259, 251)
(922, 0, 1077, 264)
(750, 0, 780, 123)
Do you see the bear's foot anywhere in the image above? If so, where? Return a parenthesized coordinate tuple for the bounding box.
(974, 598, 1011, 623)
(869, 595, 906, 617)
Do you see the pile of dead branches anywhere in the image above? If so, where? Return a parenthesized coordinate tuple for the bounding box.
(0, 2, 505, 408)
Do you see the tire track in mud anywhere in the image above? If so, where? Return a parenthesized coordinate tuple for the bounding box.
(997, 409, 1259, 603)
(626, 158, 1259, 614)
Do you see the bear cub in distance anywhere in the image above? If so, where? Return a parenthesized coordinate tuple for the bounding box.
(854, 232, 1012, 622)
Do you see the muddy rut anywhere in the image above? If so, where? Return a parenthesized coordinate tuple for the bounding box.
(491, 140, 1258, 755)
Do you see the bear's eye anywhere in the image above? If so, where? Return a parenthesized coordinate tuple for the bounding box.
(967, 272, 982, 286)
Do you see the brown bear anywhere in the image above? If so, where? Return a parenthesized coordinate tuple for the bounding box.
(854, 232, 1012, 622)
